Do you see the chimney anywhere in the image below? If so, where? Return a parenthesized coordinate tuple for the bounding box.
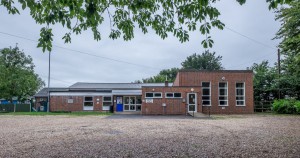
(165, 80, 169, 87)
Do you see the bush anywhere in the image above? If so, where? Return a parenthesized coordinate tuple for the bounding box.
(295, 101, 300, 114)
(272, 99, 300, 114)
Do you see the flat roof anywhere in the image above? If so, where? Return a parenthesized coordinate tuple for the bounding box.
(178, 69, 253, 73)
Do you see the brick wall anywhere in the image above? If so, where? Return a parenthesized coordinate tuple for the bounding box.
(177, 70, 254, 114)
(142, 87, 201, 115)
(49, 96, 103, 112)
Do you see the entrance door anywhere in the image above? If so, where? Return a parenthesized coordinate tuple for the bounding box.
(116, 96, 123, 112)
(187, 93, 197, 112)
(124, 96, 135, 111)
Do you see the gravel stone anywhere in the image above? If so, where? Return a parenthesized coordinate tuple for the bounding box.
(0, 114, 299, 157)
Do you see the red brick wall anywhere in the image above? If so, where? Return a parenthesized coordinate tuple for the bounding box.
(49, 96, 103, 112)
(142, 87, 201, 115)
(177, 71, 254, 114)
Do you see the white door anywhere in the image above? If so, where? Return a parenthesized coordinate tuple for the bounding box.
(187, 93, 197, 112)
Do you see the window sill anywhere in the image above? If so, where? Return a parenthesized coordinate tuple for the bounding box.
(218, 105, 228, 106)
(202, 105, 211, 106)
(236, 105, 246, 107)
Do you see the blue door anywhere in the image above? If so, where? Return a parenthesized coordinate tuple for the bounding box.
(116, 96, 123, 112)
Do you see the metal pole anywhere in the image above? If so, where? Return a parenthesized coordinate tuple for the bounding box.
(278, 49, 281, 99)
(47, 51, 51, 112)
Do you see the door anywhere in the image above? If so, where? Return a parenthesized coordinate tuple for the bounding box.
(124, 96, 136, 111)
(187, 93, 197, 112)
(116, 96, 123, 112)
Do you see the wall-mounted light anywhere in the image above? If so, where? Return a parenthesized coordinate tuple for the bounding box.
(152, 88, 155, 91)
(191, 88, 194, 92)
(221, 77, 226, 81)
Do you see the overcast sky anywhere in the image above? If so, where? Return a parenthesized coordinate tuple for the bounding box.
(0, 1, 280, 87)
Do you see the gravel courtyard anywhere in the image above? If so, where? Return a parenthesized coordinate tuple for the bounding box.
(0, 114, 299, 158)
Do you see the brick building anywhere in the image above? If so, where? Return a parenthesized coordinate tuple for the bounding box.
(34, 70, 254, 114)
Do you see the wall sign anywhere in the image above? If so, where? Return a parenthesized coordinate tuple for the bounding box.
(145, 98, 153, 103)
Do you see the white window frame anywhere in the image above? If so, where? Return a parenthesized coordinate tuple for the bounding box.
(165, 92, 182, 98)
(236, 82, 245, 106)
(102, 96, 112, 110)
(201, 82, 211, 106)
(83, 96, 94, 110)
(145, 92, 162, 98)
(218, 82, 228, 106)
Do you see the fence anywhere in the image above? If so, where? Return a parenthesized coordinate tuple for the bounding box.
(0, 104, 31, 112)
(254, 101, 273, 112)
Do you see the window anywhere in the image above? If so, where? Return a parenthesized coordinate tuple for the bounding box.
(165, 92, 182, 98)
(84, 96, 93, 106)
(236, 83, 245, 106)
(219, 82, 228, 106)
(202, 82, 211, 106)
(103, 96, 112, 106)
(145, 92, 162, 98)
(102, 96, 112, 110)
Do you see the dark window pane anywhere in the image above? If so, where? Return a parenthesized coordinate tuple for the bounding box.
(136, 105, 141, 111)
(130, 105, 135, 110)
(236, 89, 244, 95)
(189, 94, 195, 104)
(202, 82, 210, 87)
(237, 101, 244, 105)
(202, 96, 210, 100)
(146, 93, 153, 98)
(154, 93, 161, 97)
(84, 102, 93, 106)
(202, 101, 210, 105)
(189, 105, 195, 111)
(236, 96, 244, 100)
(124, 97, 130, 104)
(131, 97, 136, 104)
(219, 89, 227, 95)
(136, 96, 142, 104)
(124, 105, 129, 110)
(103, 102, 112, 106)
(219, 96, 228, 100)
(236, 83, 244, 88)
(85, 97, 93, 101)
(219, 101, 227, 105)
(103, 96, 111, 101)
(203, 89, 210, 95)
(174, 93, 181, 98)
(219, 83, 227, 87)
(166, 93, 173, 98)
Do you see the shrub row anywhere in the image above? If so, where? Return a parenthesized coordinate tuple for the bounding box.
(272, 99, 300, 114)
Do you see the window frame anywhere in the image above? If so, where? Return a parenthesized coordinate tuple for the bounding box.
(201, 81, 211, 106)
(83, 96, 94, 107)
(145, 92, 162, 98)
(102, 96, 112, 107)
(236, 82, 245, 106)
(165, 92, 182, 98)
(218, 82, 228, 106)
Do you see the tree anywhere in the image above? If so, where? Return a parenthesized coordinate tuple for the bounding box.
(0, 45, 45, 102)
(250, 61, 277, 101)
(274, 1, 300, 99)
(181, 51, 223, 70)
(142, 67, 180, 83)
(0, 0, 291, 52)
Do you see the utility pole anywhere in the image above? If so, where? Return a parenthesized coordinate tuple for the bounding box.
(278, 49, 281, 99)
(47, 51, 51, 112)
(278, 49, 281, 75)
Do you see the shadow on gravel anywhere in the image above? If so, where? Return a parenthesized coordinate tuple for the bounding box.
(105, 114, 195, 119)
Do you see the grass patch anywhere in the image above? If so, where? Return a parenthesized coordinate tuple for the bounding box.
(0, 111, 113, 116)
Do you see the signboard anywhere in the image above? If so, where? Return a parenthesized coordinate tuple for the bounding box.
(145, 98, 153, 103)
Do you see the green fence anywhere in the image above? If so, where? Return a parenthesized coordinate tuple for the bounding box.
(254, 101, 273, 112)
(0, 104, 31, 112)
